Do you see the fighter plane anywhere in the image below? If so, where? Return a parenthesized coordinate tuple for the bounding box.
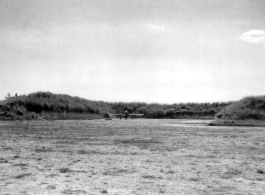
(110, 111, 144, 119)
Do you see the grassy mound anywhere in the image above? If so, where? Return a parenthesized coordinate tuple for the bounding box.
(0, 92, 113, 120)
(215, 96, 265, 120)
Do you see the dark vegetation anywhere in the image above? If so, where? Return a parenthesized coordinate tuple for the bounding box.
(215, 96, 265, 120)
(209, 96, 265, 126)
(111, 101, 230, 119)
(0, 91, 231, 120)
(0, 92, 111, 120)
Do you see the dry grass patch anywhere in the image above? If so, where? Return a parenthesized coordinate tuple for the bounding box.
(0, 158, 8, 163)
(257, 169, 264, 174)
(221, 168, 242, 179)
(189, 177, 201, 182)
(102, 168, 135, 176)
(61, 189, 86, 194)
(59, 168, 72, 173)
(141, 174, 163, 180)
(35, 147, 53, 153)
(77, 149, 103, 155)
(14, 173, 31, 179)
(114, 138, 162, 149)
(12, 163, 28, 167)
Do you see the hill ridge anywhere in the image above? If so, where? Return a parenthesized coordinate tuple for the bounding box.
(0, 91, 230, 120)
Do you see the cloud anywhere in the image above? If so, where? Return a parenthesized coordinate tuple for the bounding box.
(240, 30, 265, 44)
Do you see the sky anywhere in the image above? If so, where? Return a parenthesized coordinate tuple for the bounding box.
(0, 0, 265, 103)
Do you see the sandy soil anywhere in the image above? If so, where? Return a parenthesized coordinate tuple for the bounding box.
(0, 119, 265, 195)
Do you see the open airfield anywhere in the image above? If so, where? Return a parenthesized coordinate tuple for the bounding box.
(0, 119, 265, 195)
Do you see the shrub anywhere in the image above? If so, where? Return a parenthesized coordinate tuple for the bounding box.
(215, 96, 265, 120)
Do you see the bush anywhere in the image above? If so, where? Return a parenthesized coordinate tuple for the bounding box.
(215, 96, 265, 120)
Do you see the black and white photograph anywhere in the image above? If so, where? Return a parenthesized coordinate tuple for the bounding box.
(1, 0, 265, 194)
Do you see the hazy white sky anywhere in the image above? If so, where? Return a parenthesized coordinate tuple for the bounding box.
(1, 0, 265, 103)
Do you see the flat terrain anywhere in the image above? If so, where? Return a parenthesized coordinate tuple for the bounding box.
(0, 119, 265, 195)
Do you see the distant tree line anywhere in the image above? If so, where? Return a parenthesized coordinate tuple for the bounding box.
(110, 102, 231, 119)
(4, 92, 231, 119)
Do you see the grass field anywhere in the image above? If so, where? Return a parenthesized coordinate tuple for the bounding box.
(0, 119, 265, 195)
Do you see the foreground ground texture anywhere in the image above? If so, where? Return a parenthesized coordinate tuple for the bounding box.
(0, 119, 265, 195)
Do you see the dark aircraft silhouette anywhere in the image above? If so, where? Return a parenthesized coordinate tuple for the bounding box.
(110, 111, 144, 119)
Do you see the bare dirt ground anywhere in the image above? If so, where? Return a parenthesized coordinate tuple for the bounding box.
(0, 119, 265, 195)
